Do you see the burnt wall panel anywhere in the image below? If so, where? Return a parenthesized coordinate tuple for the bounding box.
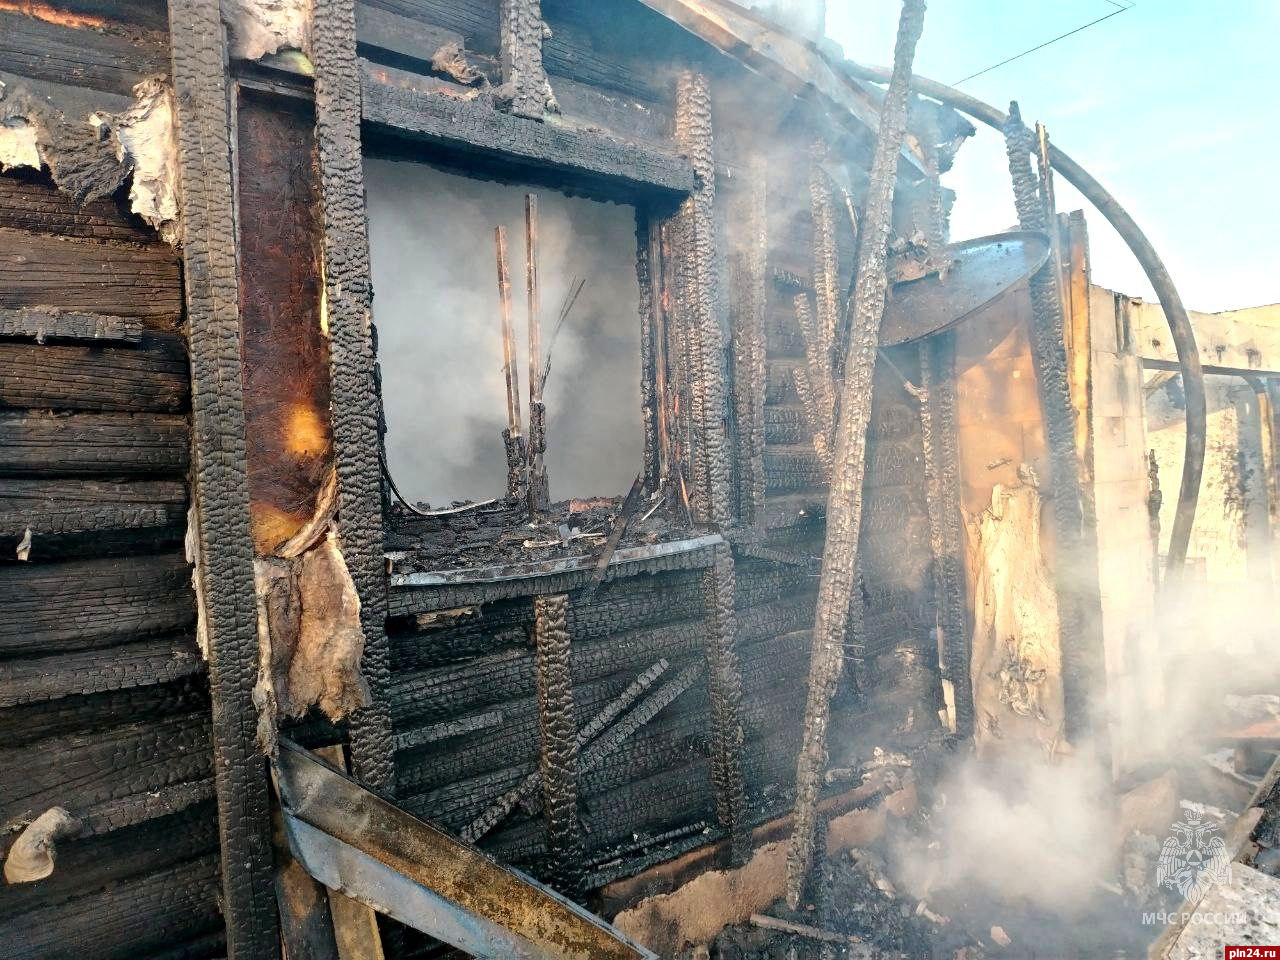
(0, 161, 219, 959)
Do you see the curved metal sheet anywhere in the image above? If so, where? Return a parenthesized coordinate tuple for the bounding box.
(880, 230, 1051, 347)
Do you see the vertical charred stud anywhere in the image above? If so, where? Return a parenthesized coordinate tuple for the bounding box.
(498, 0, 557, 119)
(729, 158, 768, 525)
(637, 211, 662, 492)
(311, 0, 396, 792)
(787, 0, 927, 908)
(1002, 104, 1106, 749)
(702, 543, 749, 864)
(808, 144, 840, 358)
(532, 593, 583, 894)
(672, 71, 731, 528)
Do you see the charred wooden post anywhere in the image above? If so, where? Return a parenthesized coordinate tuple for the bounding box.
(729, 158, 767, 525)
(525, 195, 550, 513)
(917, 333, 972, 736)
(1002, 105, 1106, 750)
(793, 293, 834, 471)
(495, 225, 529, 501)
(312, 0, 397, 791)
(498, 0, 556, 119)
(787, 0, 927, 908)
(532, 593, 583, 893)
(166, 0, 278, 952)
(670, 71, 731, 528)
(702, 543, 749, 864)
(637, 213, 671, 492)
(809, 147, 839, 358)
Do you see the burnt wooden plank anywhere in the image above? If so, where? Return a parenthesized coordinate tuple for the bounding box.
(0, 711, 211, 827)
(0, 333, 188, 412)
(0, 854, 223, 960)
(0, 10, 167, 97)
(0, 228, 183, 319)
(167, 0, 281, 950)
(0, 411, 189, 476)
(313, 0, 397, 791)
(361, 62, 695, 198)
(0, 477, 187, 536)
(0, 553, 195, 655)
(0, 636, 204, 708)
(0, 305, 145, 345)
(235, 93, 334, 555)
(0, 800, 217, 917)
(0, 171, 156, 244)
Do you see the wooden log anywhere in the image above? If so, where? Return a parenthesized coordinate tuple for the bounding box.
(0, 801, 217, 917)
(0, 711, 211, 829)
(0, 11, 167, 97)
(0, 411, 189, 476)
(0, 636, 203, 708)
(0, 334, 188, 413)
(0, 227, 182, 318)
(0, 172, 155, 244)
(0, 306, 145, 345)
(0, 477, 187, 537)
(0, 854, 223, 960)
(0, 675, 209, 749)
(0, 553, 195, 655)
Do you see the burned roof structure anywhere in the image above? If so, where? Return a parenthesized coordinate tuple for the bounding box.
(5, 0, 1268, 958)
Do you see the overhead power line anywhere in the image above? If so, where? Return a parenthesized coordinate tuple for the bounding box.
(952, 0, 1135, 86)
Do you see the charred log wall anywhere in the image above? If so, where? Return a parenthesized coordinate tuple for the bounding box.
(0, 160, 221, 960)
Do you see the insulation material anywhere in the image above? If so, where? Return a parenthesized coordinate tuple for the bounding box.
(3, 807, 81, 884)
(967, 467, 1066, 757)
(92, 78, 181, 244)
(253, 523, 371, 751)
(222, 0, 312, 61)
(0, 116, 41, 172)
(184, 503, 211, 659)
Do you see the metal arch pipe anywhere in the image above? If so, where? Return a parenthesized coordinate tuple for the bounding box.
(836, 60, 1206, 584)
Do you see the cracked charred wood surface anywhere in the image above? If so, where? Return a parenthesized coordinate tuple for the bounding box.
(0, 636, 203, 708)
(0, 333, 188, 412)
(0, 306, 143, 345)
(0, 10, 167, 97)
(532, 593, 583, 892)
(167, 0, 279, 952)
(235, 94, 336, 557)
(637, 212, 663, 490)
(702, 544, 748, 862)
(0, 227, 182, 318)
(919, 333, 972, 737)
(1002, 106, 1105, 748)
(0, 411, 189, 476)
(788, 0, 926, 907)
(0, 478, 185, 538)
(729, 159, 768, 525)
(0, 172, 157, 244)
(0, 854, 223, 960)
(671, 72, 730, 527)
(0, 553, 194, 655)
(312, 0, 396, 793)
(498, 0, 554, 118)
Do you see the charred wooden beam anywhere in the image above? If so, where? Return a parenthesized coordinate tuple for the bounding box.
(0, 306, 143, 345)
(531, 593, 582, 892)
(0, 478, 186, 537)
(0, 10, 167, 97)
(729, 157, 767, 525)
(0, 636, 203, 708)
(636, 212, 665, 491)
(166, 0, 278, 952)
(0, 226, 181, 318)
(312, 0, 397, 792)
(498, 0, 555, 118)
(361, 63, 695, 199)
(0, 411, 188, 476)
(0, 334, 187, 413)
(788, 0, 926, 907)
(1002, 107, 1106, 748)
(525, 195, 550, 513)
(670, 71, 730, 527)
(917, 332, 972, 736)
(0, 854, 222, 960)
(701, 543, 748, 862)
(0, 172, 157, 244)
(0, 553, 194, 655)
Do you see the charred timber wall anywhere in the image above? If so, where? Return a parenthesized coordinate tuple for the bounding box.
(0, 166, 223, 960)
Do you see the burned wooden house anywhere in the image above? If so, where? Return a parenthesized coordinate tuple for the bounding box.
(4, 0, 1260, 957)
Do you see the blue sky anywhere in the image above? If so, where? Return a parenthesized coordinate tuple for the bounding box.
(826, 1, 1278, 312)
